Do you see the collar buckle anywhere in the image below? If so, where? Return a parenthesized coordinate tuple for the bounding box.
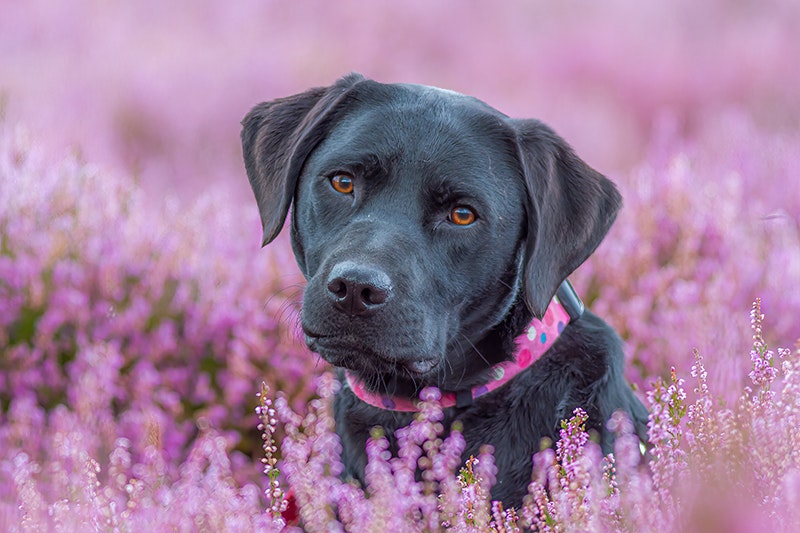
(556, 279, 584, 321)
(455, 389, 474, 408)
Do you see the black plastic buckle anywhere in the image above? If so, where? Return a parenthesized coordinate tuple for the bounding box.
(455, 389, 474, 408)
(556, 279, 585, 321)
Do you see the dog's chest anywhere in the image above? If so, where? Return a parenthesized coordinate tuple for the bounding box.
(333, 380, 560, 507)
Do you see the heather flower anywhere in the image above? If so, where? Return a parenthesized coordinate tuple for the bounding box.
(454, 455, 492, 531)
(646, 368, 687, 510)
(749, 298, 779, 395)
(275, 374, 343, 532)
(522, 409, 610, 532)
(256, 381, 287, 525)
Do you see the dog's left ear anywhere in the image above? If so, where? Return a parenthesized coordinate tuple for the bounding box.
(512, 119, 622, 318)
(241, 73, 365, 246)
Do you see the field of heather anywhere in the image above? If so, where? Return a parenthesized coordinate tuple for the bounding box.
(1, 1, 799, 531)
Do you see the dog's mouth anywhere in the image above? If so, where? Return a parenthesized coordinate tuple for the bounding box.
(304, 331, 441, 381)
(404, 358, 438, 374)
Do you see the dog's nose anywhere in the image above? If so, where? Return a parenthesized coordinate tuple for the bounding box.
(326, 261, 392, 316)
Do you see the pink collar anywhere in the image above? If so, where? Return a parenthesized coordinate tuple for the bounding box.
(345, 292, 574, 412)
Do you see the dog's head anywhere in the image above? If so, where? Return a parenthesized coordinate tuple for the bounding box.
(242, 73, 620, 394)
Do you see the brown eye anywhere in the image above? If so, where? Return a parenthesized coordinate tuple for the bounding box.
(330, 173, 354, 194)
(449, 206, 476, 226)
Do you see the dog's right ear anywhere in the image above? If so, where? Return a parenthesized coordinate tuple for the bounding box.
(241, 73, 365, 245)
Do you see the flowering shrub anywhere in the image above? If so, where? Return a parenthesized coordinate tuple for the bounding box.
(0, 118, 798, 529)
(6, 296, 795, 531)
(574, 118, 800, 393)
(0, 125, 309, 488)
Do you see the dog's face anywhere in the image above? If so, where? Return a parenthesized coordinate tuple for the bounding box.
(242, 74, 621, 395)
(293, 95, 528, 389)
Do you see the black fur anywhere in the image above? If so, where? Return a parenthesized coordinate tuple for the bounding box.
(241, 73, 648, 508)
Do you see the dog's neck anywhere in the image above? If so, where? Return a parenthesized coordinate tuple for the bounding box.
(345, 281, 583, 412)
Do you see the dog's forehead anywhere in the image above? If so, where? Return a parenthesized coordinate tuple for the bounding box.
(387, 81, 504, 120)
(318, 83, 512, 165)
(395, 82, 468, 101)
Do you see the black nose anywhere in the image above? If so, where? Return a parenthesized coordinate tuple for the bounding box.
(326, 261, 393, 316)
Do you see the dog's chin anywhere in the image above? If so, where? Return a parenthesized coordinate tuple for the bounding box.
(306, 335, 442, 389)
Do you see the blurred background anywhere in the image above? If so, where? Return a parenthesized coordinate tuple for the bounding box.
(1, 0, 800, 510)
(2, 0, 798, 200)
(3, 0, 800, 394)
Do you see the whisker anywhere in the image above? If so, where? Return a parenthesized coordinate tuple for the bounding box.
(263, 282, 305, 309)
(449, 336, 469, 389)
(458, 332, 490, 368)
(408, 370, 419, 395)
(262, 293, 302, 326)
(495, 277, 514, 291)
(442, 338, 464, 382)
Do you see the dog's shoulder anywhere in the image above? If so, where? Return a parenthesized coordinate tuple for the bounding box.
(459, 310, 646, 448)
(530, 310, 649, 445)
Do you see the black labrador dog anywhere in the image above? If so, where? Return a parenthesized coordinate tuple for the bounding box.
(241, 73, 647, 507)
